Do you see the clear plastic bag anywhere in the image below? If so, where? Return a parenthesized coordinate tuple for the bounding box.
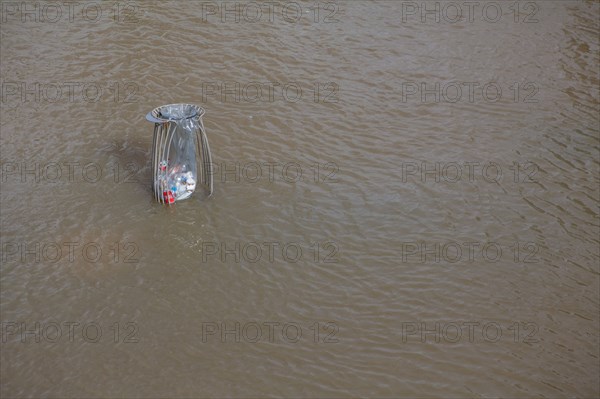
(146, 104, 213, 204)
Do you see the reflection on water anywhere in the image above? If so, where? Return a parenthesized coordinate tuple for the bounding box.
(1, 1, 598, 397)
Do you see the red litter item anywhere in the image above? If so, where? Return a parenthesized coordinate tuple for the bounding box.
(163, 190, 175, 204)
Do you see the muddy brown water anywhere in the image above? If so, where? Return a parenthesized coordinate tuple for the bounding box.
(1, 1, 599, 397)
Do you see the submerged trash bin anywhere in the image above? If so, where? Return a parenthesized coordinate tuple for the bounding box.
(146, 104, 213, 204)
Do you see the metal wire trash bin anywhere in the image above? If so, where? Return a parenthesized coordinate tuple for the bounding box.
(146, 104, 213, 204)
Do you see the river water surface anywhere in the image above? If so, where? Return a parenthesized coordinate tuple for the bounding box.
(1, 1, 599, 397)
